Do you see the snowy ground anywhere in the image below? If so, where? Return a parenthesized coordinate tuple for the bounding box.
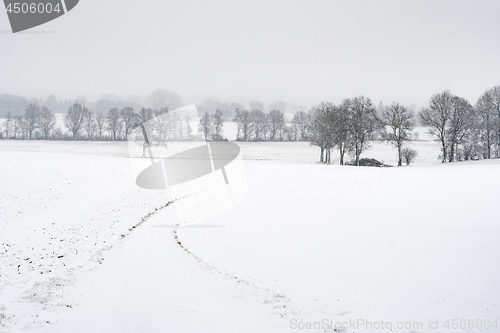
(1, 139, 499, 332)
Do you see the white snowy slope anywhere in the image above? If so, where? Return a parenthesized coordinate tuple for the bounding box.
(0, 141, 167, 332)
(1, 139, 499, 333)
(177, 159, 500, 332)
(52, 206, 293, 333)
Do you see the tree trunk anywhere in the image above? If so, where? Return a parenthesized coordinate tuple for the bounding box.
(397, 142, 402, 166)
(441, 138, 447, 163)
(320, 147, 324, 163)
(449, 143, 455, 162)
(339, 145, 344, 165)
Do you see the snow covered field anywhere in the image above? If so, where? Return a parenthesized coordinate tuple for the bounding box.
(1, 139, 499, 332)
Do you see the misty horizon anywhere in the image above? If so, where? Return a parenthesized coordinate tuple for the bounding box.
(2, 0, 499, 111)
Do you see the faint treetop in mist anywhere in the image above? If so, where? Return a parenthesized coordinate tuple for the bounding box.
(146, 89, 182, 111)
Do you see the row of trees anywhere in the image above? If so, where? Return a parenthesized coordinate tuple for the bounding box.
(306, 85, 500, 166)
(420, 87, 500, 162)
(232, 108, 309, 142)
(307, 97, 411, 166)
(2, 104, 57, 140)
(0, 103, 195, 141)
(2, 85, 499, 166)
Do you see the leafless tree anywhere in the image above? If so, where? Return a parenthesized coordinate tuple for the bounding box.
(212, 109, 224, 141)
(107, 107, 122, 140)
(419, 91, 454, 163)
(308, 103, 337, 163)
(250, 109, 267, 141)
(292, 111, 309, 141)
(402, 148, 417, 165)
(153, 107, 170, 141)
(331, 103, 351, 165)
(184, 115, 192, 140)
(121, 107, 139, 140)
(95, 112, 106, 139)
(3, 111, 12, 139)
(24, 103, 40, 139)
(37, 106, 56, 140)
(83, 109, 95, 140)
(234, 108, 252, 141)
(268, 109, 285, 141)
(447, 96, 474, 162)
(381, 103, 415, 166)
(476, 90, 497, 159)
(344, 96, 381, 166)
(480, 86, 500, 157)
(198, 111, 213, 141)
(65, 103, 88, 140)
(12, 115, 23, 139)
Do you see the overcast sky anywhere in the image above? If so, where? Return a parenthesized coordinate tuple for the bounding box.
(1, 0, 499, 108)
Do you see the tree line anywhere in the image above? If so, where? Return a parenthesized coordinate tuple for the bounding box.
(0, 103, 195, 141)
(2, 85, 499, 166)
(305, 86, 500, 166)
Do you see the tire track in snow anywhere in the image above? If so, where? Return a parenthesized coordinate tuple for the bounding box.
(122, 189, 301, 322)
(172, 221, 298, 320)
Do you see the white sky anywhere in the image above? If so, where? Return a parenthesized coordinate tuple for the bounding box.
(1, 0, 499, 108)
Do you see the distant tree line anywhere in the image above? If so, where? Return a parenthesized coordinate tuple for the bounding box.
(231, 107, 310, 142)
(0, 102, 197, 141)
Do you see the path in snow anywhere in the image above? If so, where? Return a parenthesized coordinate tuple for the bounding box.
(52, 204, 294, 333)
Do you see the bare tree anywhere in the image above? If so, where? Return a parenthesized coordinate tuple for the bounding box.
(292, 111, 309, 141)
(212, 109, 224, 141)
(13, 115, 23, 139)
(24, 103, 40, 139)
(381, 103, 415, 166)
(95, 112, 106, 139)
(250, 109, 267, 141)
(136, 107, 155, 157)
(37, 106, 56, 140)
(308, 103, 337, 163)
(234, 108, 252, 141)
(482, 86, 500, 157)
(3, 111, 12, 139)
(419, 91, 454, 163)
(65, 103, 88, 140)
(447, 96, 474, 162)
(344, 96, 381, 166)
(184, 115, 193, 140)
(476, 90, 497, 159)
(153, 107, 170, 141)
(83, 109, 94, 140)
(107, 107, 122, 140)
(331, 104, 351, 165)
(402, 148, 417, 165)
(268, 109, 285, 141)
(121, 107, 139, 140)
(198, 111, 213, 141)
